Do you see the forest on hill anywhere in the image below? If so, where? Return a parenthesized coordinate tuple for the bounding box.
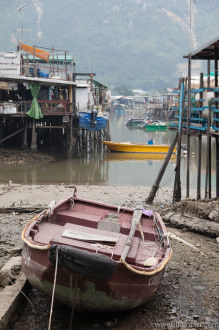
(0, 0, 218, 91)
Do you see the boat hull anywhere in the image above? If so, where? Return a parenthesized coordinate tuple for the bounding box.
(78, 111, 108, 131)
(102, 141, 175, 154)
(125, 118, 145, 127)
(145, 124, 167, 131)
(22, 244, 167, 311)
(21, 195, 172, 311)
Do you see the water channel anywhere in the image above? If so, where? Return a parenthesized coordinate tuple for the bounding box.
(0, 110, 216, 192)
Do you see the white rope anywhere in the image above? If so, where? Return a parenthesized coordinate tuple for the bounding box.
(91, 243, 114, 259)
(48, 247, 58, 330)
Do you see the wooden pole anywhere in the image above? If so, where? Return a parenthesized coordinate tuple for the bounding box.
(69, 85, 73, 112)
(197, 73, 203, 200)
(0, 119, 2, 143)
(205, 101, 212, 198)
(22, 120, 28, 149)
(197, 133, 202, 200)
(68, 115, 73, 156)
(204, 129, 209, 198)
(173, 79, 185, 203)
(0, 127, 25, 144)
(186, 56, 191, 198)
(215, 47, 219, 197)
(205, 60, 211, 198)
(216, 136, 219, 198)
(146, 132, 178, 204)
(208, 132, 212, 200)
(31, 119, 37, 150)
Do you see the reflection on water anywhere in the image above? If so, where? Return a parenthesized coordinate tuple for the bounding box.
(0, 110, 216, 190)
(104, 153, 176, 162)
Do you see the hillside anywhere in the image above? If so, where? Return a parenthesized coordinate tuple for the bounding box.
(0, 0, 219, 90)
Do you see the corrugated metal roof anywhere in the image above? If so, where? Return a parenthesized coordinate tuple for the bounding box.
(0, 74, 76, 86)
(93, 79, 108, 89)
(184, 35, 219, 60)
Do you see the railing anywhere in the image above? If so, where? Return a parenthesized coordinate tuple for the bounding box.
(0, 100, 72, 114)
(38, 100, 71, 113)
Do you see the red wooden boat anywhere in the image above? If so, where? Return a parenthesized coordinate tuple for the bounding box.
(21, 187, 172, 312)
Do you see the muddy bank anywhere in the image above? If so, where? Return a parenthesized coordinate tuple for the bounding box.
(0, 184, 218, 329)
(0, 149, 56, 166)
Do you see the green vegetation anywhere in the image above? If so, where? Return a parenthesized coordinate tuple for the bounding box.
(112, 85, 134, 96)
(0, 0, 218, 91)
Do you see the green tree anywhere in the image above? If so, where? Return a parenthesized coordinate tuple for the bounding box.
(112, 85, 134, 96)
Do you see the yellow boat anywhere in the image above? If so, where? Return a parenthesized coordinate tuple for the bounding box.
(102, 141, 176, 154)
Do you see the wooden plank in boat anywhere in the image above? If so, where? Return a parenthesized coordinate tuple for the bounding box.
(50, 224, 140, 262)
(50, 234, 140, 263)
(62, 228, 118, 244)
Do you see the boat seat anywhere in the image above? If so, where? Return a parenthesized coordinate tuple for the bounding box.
(97, 220, 120, 233)
(49, 222, 140, 263)
(98, 212, 121, 233)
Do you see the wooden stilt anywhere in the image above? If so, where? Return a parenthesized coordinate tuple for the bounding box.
(31, 119, 37, 150)
(146, 132, 178, 204)
(208, 135, 212, 199)
(216, 136, 219, 198)
(68, 115, 73, 156)
(0, 121, 3, 146)
(205, 136, 209, 199)
(186, 56, 191, 198)
(205, 101, 213, 198)
(197, 73, 203, 200)
(173, 79, 186, 203)
(197, 133, 202, 200)
(0, 127, 25, 144)
(22, 120, 28, 149)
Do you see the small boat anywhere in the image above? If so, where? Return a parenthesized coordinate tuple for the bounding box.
(125, 117, 146, 127)
(144, 121, 168, 131)
(137, 120, 152, 128)
(78, 110, 109, 131)
(21, 188, 172, 312)
(102, 141, 176, 154)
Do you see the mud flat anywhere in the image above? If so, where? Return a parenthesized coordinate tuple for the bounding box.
(0, 184, 218, 329)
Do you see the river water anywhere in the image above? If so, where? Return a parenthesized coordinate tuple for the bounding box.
(0, 109, 216, 191)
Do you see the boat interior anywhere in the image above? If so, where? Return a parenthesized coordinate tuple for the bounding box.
(27, 197, 168, 269)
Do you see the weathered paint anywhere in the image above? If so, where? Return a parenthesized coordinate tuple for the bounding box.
(22, 250, 166, 311)
(21, 195, 171, 311)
